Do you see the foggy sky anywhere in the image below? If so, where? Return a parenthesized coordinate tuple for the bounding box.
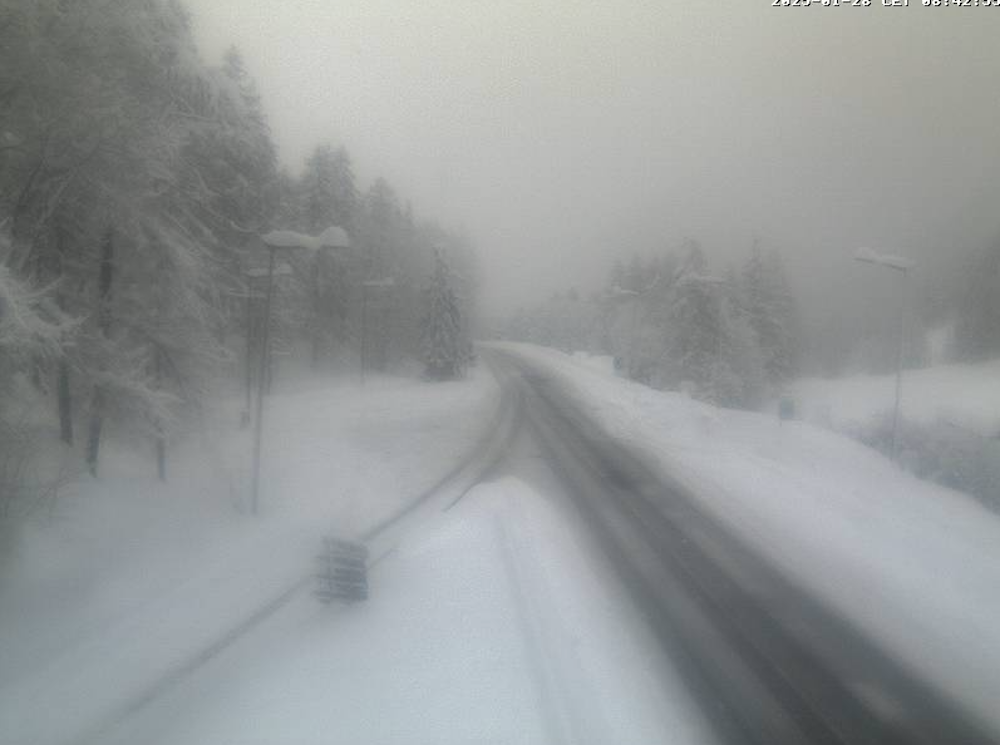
(186, 0, 1000, 319)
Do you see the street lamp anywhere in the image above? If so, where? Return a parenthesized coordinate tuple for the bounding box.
(606, 285, 639, 377)
(250, 226, 351, 514)
(360, 275, 395, 386)
(606, 276, 663, 379)
(854, 247, 914, 462)
(243, 262, 293, 426)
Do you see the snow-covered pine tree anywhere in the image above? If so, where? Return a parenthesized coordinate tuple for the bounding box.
(608, 259, 626, 294)
(662, 240, 765, 407)
(191, 46, 279, 312)
(0, 229, 69, 376)
(296, 144, 357, 366)
(422, 250, 470, 380)
(1, 0, 268, 476)
(954, 238, 1000, 361)
(666, 242, 725, 400)
(741, 243, 798, 385)
(720, 300, 767, 408)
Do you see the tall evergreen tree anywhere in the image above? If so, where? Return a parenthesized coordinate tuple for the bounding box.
(0, 0, 272, 476)
(667, 243, 725, 398)
(662, 241, 766, 407)
(955, 238, 1000, 361)
(422, 250, 470, 380)
(741, 243, 798, 385)
(297, 144, 357, 365)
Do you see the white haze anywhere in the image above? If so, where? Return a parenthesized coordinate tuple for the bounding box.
(185, 0, 1000, 322)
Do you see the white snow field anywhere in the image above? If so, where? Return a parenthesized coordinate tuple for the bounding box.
(792, 358, 1000, 437)
(491, 342, 1000, 734)
(0, 369, 500, 745)
(97, 477, 715, 745)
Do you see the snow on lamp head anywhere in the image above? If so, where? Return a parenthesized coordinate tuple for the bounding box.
(853, 247, 913, 272)
(261, 225, 351, 253)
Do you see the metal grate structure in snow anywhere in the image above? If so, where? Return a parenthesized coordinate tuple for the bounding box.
(315, 537, 369, 603)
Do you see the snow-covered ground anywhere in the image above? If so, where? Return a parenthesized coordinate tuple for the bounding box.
(491, 342, 1000, 734)
(96, 477, 715, 745)
(0, 361, 719, 745)
(9, 346, 1000, 744)
(0, 369, 500, 745)
(570, 351, 617, 377)
(792, 358, 1000, 437)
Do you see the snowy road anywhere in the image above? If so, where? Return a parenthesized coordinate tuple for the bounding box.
(490, 347, 1000, 745)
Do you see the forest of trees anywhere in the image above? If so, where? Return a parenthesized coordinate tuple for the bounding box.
(507, 232, 1000, 411)
(507, 240, 799, 409)
(0, 0, 475, 505)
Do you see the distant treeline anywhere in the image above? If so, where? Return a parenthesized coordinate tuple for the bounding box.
(506, 240, 798, 409)
(505, 232, 1000, 410)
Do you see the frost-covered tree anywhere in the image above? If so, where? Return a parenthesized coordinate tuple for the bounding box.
(294, 144, 358, 365)
(662, 241, 765, 407)
(665, 243, 725, 398)
(0, 0, 272, 476)
(422, 250, 470, 380)
(0, 230, 69, 374)
(740, 243, 798, 385)
(954, 238, 1000, 361)
(187, 46, 279, 298)
(300, 145, 357, 234)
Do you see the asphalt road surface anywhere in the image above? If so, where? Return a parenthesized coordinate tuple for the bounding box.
(488, 348, 997, 745)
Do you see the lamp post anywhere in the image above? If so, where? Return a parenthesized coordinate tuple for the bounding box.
(606, 285, 639, 376)
(606, 275, 663, 378)
(360, 275, 395, 385)
(243, 262, 293, 426)
(250, 226, 350, 514)
(854, 247, 914, 462)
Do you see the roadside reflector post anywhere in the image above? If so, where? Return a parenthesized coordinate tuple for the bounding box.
(316, 537, 369, 604)
(778, 396, 796, 422)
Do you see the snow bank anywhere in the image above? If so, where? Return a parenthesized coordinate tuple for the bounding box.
(491, 342, 1000, 732)
(792, 359, 1000, 437)
(570, 351, 618, 377)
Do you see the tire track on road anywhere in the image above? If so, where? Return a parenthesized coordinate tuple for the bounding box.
(497, 348, 997, 745)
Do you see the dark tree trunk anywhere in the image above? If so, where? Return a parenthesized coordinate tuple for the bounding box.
(153, 345, 165, 482)
(54, 226, 73, 445)
(156, 437, 166, 482)
(57, 359, 72, 445)
(85, 389, 103, 477)
(243, 287, 255, 428)
(86, 227, 114, 477)
(30, 358, 43, 390)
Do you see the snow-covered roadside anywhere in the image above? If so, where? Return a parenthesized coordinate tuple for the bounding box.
(99, 478, 714, 745)
(490, 342, 1000, 733)
(0, 368, 499, 745)
(791, 358, 1000, 437)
